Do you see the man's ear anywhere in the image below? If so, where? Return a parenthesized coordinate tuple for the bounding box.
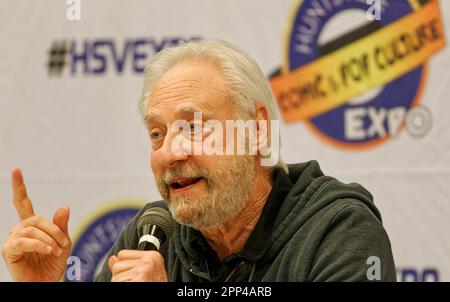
(254, 101, 270, 154)
(254, 102, 280, 167)
(255, 101, 270, 122)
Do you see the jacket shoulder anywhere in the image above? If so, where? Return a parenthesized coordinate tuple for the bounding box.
(306, 199, 397, 281)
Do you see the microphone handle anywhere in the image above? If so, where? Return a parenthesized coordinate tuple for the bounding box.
(137, 240, 158, 251)
(137, 224, 166, 251)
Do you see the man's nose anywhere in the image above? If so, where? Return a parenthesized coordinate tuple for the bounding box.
(157, 133, 189, 169)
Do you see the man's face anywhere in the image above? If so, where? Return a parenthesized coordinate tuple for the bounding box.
(145, 61, 255, 230)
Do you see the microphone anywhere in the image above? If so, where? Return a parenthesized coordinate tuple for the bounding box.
(136, 207, 174, 251)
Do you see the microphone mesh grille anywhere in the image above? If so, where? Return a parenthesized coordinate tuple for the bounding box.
(136, 207, 174, 239)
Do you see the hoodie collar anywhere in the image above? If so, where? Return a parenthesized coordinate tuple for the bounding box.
(173, 166, 294, 270)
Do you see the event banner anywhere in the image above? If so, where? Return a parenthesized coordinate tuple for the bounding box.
(0, 0, 449, 281)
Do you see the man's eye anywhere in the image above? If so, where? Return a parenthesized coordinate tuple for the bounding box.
(181, 122, 203, 142)
(151, 131, 163, 141)
(189, 122, 203, 133)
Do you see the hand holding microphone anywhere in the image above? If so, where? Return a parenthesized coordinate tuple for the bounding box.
(109, 207, 174, 282)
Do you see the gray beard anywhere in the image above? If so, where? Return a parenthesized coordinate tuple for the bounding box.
(157, 156, 255, 230)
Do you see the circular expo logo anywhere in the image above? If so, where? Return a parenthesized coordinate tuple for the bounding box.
(65, 200, 144, 282)
(270, 0, 445, 150)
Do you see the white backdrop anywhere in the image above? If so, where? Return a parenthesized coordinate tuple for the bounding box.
(1, 0, 449, 281)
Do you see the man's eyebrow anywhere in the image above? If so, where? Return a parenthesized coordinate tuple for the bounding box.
(144, 105, 211, 125)
(144, 112, 159, 125)
(176, 105, 209, 117)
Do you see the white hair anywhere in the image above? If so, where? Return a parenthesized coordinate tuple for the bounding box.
(139, 39, 287, 172)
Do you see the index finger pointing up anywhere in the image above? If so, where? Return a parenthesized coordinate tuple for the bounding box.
(11, 167, 35, 221)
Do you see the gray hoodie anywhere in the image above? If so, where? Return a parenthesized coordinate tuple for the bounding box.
(95, 160, 396, 282)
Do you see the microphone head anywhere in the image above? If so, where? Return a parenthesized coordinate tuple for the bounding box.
(136, 207, 174, 240)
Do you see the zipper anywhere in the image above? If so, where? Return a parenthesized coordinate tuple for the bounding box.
(223, 261, 246, 282)
(189, 265, 211, 281)
(189, 260, 247, 282)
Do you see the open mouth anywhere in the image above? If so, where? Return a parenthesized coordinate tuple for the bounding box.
(169, 177, 203, 190)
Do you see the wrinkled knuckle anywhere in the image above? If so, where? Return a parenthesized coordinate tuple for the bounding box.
(148, 252, 164, 267)
(117, 250, 126, 259)
(142, 254, 156, 265)
(144, 260, 154, 269)
(138, 266, 150, 278)
(14, 238, 25, 249)
(111, 265, 120, 276)
(22, 226, 35, 237)
(29, 215, 41, 226)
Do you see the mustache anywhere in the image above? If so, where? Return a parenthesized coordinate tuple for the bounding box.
(162, 166, 209, 186)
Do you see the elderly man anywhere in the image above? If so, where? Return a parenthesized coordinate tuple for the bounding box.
(2, 40, 396, 282)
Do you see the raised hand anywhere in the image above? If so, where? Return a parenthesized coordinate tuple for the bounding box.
(1, 168, 72, 281)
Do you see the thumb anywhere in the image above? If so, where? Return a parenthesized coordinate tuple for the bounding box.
(53, 205, 70, 235)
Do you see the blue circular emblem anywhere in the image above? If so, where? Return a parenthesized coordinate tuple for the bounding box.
(65, 204, 141, 282)
(286, 0, 426, 149)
